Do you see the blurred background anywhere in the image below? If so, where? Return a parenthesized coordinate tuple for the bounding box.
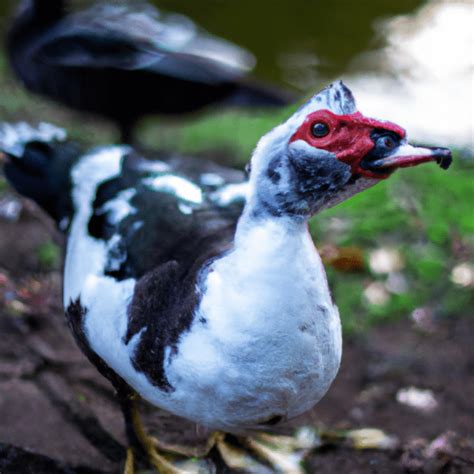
(0, 0, 472, 473)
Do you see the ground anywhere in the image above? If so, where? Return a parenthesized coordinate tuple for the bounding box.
(0, 205, 473, 474)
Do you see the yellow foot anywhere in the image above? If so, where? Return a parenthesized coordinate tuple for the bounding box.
(124, 391, 398, 474)
(214, 429, 321, 474)
(124, 448, 134, 474)
(125, 396, 204, 474)
(124, 441, 202, 474)
(152, 431, 222, 458)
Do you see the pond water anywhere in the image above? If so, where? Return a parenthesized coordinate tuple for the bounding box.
(0, 0, 472, 150)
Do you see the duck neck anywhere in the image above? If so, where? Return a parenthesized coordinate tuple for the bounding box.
(230, 176, 317, 281)
(235, 200, 309, 249)
(234, 131, 311, 244)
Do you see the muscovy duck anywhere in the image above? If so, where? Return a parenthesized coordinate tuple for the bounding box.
(7, 0, 292, 143)
(0, 82, 452, 473)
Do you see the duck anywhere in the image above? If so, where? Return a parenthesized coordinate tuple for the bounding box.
(0, 82, 452, 473)
(7, 0, 292, 143)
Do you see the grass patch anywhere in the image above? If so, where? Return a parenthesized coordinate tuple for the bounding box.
(35, 241, 61, 271)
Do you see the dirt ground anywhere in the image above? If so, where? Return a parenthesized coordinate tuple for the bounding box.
(0, 202, 473, 474)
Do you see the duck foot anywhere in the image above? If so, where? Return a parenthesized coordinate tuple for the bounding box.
(216, 430, 320, 474)
(121, 394, 206, 474)
(151, 431, 223, 458)
(152, 431, 312, 473)
(216, 427, 398, 473)
(122, 392, 397, 474)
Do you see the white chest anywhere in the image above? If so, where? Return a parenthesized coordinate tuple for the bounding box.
(164, 221, 342, 430)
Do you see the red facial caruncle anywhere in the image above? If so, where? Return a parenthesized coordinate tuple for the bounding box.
(290, 109, 406, 179)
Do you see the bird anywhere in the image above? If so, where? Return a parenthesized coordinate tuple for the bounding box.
(0, 82, 452, 473)
(6, 0, 292, 144)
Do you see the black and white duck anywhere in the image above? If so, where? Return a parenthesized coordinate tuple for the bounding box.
(0, 82, 452, 473)
(7, 0, 292, 143)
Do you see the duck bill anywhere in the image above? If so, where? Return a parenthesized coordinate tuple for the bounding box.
(368, 144, 453, 172)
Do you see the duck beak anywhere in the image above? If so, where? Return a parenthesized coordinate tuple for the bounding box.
(367, 144, 452, 171)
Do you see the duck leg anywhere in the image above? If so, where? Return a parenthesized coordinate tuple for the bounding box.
(118, 390, 393, 474)
(123, 448, 135, 474)
(119, 390, 388, 474)
(119, 393, 187, 474)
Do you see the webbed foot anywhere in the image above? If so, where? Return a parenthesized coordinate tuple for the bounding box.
(216, 429, 320, 474)
(121, 393, 397, 473)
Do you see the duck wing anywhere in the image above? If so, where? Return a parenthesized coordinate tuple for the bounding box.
(33, 3, 254, 84)
(1, 123, 247, 392)
(0, 123, 246, 282)
(83, 148, 247, 281)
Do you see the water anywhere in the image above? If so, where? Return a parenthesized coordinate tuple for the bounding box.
(0, 0, 472, 150)
(342, 2, 473, 152)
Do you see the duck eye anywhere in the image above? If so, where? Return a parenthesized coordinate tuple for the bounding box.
(377, 135, 396, 150)
(311, 122, 329, 138)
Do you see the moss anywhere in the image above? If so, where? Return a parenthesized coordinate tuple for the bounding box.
(36, 241, 61, 271)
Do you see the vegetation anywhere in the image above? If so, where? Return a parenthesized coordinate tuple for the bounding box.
(35, 240, 61, 270)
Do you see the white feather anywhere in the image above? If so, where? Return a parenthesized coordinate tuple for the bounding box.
(211, 182, 249, 206)
(163, 218, 342, 430)
(0, 122, 66, 157)
(143, 175, 203, 204)
(100, 188, 137, 224)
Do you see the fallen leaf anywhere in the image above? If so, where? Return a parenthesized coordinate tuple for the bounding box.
(345, 428, 399, 450)
(396, 386, 439, 413)
(320, 245, 365, 272)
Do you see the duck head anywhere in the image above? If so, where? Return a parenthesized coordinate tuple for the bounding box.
(247, 81, 452, 218)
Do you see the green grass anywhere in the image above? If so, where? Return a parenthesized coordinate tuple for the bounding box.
(320, 160, 474, 333)
(1, 52, 472, 334)
(35, 240, 61, 271)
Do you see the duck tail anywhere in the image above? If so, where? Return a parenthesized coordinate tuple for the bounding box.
(0, 122, 79, 228)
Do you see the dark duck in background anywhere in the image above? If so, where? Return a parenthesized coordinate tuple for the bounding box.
(0, 82, 452, 473)
(7, 0, 292, 143)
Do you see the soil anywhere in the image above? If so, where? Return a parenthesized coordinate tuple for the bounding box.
(0, 200, 473, 474)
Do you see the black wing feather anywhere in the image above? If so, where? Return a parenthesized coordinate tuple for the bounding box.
(88, 150, 245, 281)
